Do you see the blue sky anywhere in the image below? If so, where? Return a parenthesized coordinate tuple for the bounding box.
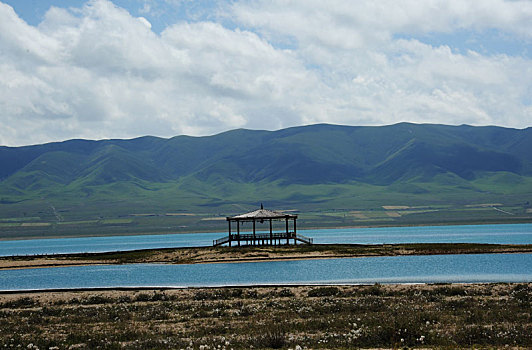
(0, 0, 531, 146)
(2, 0, 223, 33)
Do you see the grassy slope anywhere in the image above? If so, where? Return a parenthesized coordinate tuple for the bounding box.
(0, 175, 531, 239)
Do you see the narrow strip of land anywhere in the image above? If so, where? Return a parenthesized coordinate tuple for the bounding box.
(1, 243, 531, 270)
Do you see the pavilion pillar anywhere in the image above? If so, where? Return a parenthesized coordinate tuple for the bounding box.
(269, 219, 273, 245)
(237, 220, 240, 247)
(285, 217, 289, 245)
(294, 218, 297, 245)
(253, 219, 256, 245)
(228, 220, 232, 247)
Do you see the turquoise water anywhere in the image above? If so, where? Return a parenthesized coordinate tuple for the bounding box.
(1, 223, 531, 256)
(0, 253, 530, 291)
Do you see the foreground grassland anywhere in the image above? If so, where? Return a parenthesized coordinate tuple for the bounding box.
(2, 243, 531, 270)
(0, 283, 530, 349)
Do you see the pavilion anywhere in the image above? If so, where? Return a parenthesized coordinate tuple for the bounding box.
(213, 205, 313, 247)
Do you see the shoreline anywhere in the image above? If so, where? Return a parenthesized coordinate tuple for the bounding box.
(1, 243, 531, 270)
(0, 281, 515, 295)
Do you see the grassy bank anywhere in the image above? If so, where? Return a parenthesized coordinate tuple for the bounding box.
(1, 243, 531, 270)
(0, 283, 530, 349)
(1, 203, 531, 241)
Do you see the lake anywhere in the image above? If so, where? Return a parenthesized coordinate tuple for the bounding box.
(0, 253, 530, 291)
(1, 223, 531, 257)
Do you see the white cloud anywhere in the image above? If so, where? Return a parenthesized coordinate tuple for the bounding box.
(230, 0, 532, 127)
(0, 0, 298, 144)
(232, 0, 532, 46)
(0, 0, 531, 146)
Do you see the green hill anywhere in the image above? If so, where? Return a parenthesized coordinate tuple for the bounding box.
(1, 123, 531, 238)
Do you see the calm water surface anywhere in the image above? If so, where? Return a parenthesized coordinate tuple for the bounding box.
(0, 253, 530, 291)
(1, 223, 531, 256)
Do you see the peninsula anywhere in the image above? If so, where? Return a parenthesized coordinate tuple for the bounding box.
(2, 243, 531, 270)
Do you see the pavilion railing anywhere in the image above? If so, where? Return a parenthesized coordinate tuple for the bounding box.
(294, 233, 313, 244)
(230, 232, 295, 241)
(213, 236, 230, 246)
(213, 231, 312, 246)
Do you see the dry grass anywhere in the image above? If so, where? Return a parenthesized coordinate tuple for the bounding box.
(0, 283, 530, 349)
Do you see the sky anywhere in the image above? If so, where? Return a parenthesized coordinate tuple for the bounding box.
(0, 0, 531, 146)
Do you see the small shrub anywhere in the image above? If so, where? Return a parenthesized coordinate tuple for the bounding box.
(151, 291, 168, 301)
(238, 305, 255, 316)
(68, 297, 80, 305)
(364, 283, 384, 296)
(193, 290, 212, 300)
(0, 296, 36, 309)
(510, 284, 531, 305)
(41, 306, 61, 317)
(229, 288, 243, 298)
(308, 286, 339, 297)
(118, 295, 131, 303)
(193, 289, 243, 300)
(454, 325, 498, 346)
(245, 290, 259, 299)
(252, 325, 286, 349)
(135, 293, 151, 302)
(279, 288, 295, 297)
(434, 285, 467, 296)
(83, 294, 114, 305)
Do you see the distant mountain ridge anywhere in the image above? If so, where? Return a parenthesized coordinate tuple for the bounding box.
(2, 122, 532, 237)
(1, 123, 531, 191)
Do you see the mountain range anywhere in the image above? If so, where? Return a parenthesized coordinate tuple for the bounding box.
(1, 123, 532, 222)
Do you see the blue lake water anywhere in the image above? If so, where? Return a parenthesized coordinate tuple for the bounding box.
(0, 253, 530, 291)
(1, 223, 531, 256)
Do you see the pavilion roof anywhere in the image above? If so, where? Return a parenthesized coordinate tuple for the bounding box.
(227, 207, 297, 220)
